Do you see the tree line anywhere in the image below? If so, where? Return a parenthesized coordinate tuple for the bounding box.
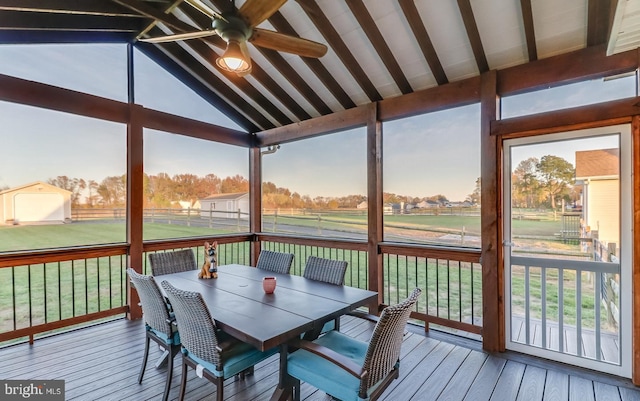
(41, 154, 574, 211)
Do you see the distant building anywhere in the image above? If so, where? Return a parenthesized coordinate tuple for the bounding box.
(356, 201, 368, 209)
(200, 192, 249, 219)
(575, 148, 619, 246)
(0, 181, 72, 225)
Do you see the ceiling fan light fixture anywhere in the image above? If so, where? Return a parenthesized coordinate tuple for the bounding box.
(217, 39, 251, 73)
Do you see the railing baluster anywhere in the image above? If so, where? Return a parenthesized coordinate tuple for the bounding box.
(595, 272, 602, 361)
(576, 269, 582, 357)
(541, 267, 547, 349)
(58, 261, 62, 321)
(525, 264, 530, 345)
(559, 268, 564, 353)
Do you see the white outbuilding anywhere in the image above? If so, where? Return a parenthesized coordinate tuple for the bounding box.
(0, 181, 72, 225)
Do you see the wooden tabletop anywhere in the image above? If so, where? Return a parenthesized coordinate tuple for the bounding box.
(158, 264, 377, 351)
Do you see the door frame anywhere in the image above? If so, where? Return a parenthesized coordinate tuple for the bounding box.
(502, 124, 632, 377)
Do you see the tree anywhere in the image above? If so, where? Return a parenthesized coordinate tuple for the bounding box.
(466, 177, 481, 205)
(221, 174, 249, 193)
(48, 176, 86, 207)
(512, 157, 540, 208)
(536, 155, 575, 209)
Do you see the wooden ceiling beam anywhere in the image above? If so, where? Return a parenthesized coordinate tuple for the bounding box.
(398, 0, 448, 85)
(587, 0, 612, 46)
(346, 0, 412, 94)
(255, 104, 370, 146)
(457, 0, 489, 73)
(180, 3, 312, 122)
(296, 0, 382, 102)
(0, 31, 134, 43)
(268, 11, 357, 110)
(0, 0, 140, 17)
(519, 0, 537, 61)
(0, 10, 145, 31)
(498, 45, 638, 95)
(135, 41, 264, 132)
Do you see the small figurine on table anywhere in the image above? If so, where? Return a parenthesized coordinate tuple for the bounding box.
(199, 241, 218, 279)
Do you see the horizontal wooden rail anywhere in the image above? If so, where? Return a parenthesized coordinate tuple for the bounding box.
(0, 307, 128, 344)
(0, 244, 129, 268)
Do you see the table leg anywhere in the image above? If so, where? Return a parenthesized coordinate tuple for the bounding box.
(270, 344, 293, 401)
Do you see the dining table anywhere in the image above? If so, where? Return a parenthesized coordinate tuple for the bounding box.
(158, 263, 378, 401)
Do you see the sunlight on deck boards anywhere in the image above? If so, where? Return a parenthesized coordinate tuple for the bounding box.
(1, 316, 638, 400)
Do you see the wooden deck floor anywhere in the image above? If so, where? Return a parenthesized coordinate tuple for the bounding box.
(2, 316, 640, 401)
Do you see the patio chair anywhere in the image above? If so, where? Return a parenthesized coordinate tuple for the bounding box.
(160, 281, 278, 401)
(287, 288, 422, 401)
(127, 268, 181, 401)
(303, 256, 348, 333)
(148, 249, 197, 276)
(256, 250, 294, 274)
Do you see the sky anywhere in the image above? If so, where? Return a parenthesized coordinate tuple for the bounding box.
(0, 43, 636, 201)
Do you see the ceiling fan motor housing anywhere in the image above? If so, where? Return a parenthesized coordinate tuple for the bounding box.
(212, 14, 252, 43)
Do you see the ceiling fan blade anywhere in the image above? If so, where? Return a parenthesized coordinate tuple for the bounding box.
(140, 30, 218, 43)
(250, 28, 328, 58)
(238, 0, 287, 27)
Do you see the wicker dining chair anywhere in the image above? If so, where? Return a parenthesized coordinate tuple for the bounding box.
(160, 281, 278, 401)
(256, 250, 294, 274)
(303, 256, 348, 333)
(148, 249, 197, 276)
(287, 288, 422, 401)
(127, 268, 181, 401)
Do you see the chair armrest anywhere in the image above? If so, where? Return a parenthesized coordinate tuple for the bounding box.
(346, 310, 379, 324)
(290, 338, 367, 380)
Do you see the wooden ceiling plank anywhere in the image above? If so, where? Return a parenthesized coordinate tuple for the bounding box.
(137, 40, 271, 131)
(296, 0, 382, 102)
(398, 0, 448, 85)
(0, 0, 141, 17)
(182, 3, 313, 121)
(268, 11, 357, 110)
(519, 0, 537, 61)
(346, 0, 412, 94)
(456, 0, 489, 73)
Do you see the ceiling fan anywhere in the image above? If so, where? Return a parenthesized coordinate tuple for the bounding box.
(141, 0, 328, 75)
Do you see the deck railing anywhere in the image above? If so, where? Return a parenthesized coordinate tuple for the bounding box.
(0, 245, 130, 345)
(509, 255, 620, 364)
(1, 234, 484, 345)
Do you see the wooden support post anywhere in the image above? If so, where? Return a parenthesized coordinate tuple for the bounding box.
(249, 146, 262, 266)
(127, 103, 144, 320)
(366, 103, 383, 313)
(480, 70, 503, 352)
(632, 115, 640, 385)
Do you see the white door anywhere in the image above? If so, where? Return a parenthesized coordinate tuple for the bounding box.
(14, 193, 65, 222)
(503, 125, 631, 377)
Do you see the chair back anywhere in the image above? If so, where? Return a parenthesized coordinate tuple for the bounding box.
(256, 250, 294, 274)
(361, 288, 421, 395)
(160, 281, 223, 368)
(149, 249, 197, 276)
(127, 268, 173, 338)
(303, 256, 347, 285)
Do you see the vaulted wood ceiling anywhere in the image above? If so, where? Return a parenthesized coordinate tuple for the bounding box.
(0, 0, 618, 133)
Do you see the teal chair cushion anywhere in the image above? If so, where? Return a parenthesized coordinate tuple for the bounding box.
(288, 331, 379, 401)
(148, 325, 180, 346)
(184, 337, 277, 379)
